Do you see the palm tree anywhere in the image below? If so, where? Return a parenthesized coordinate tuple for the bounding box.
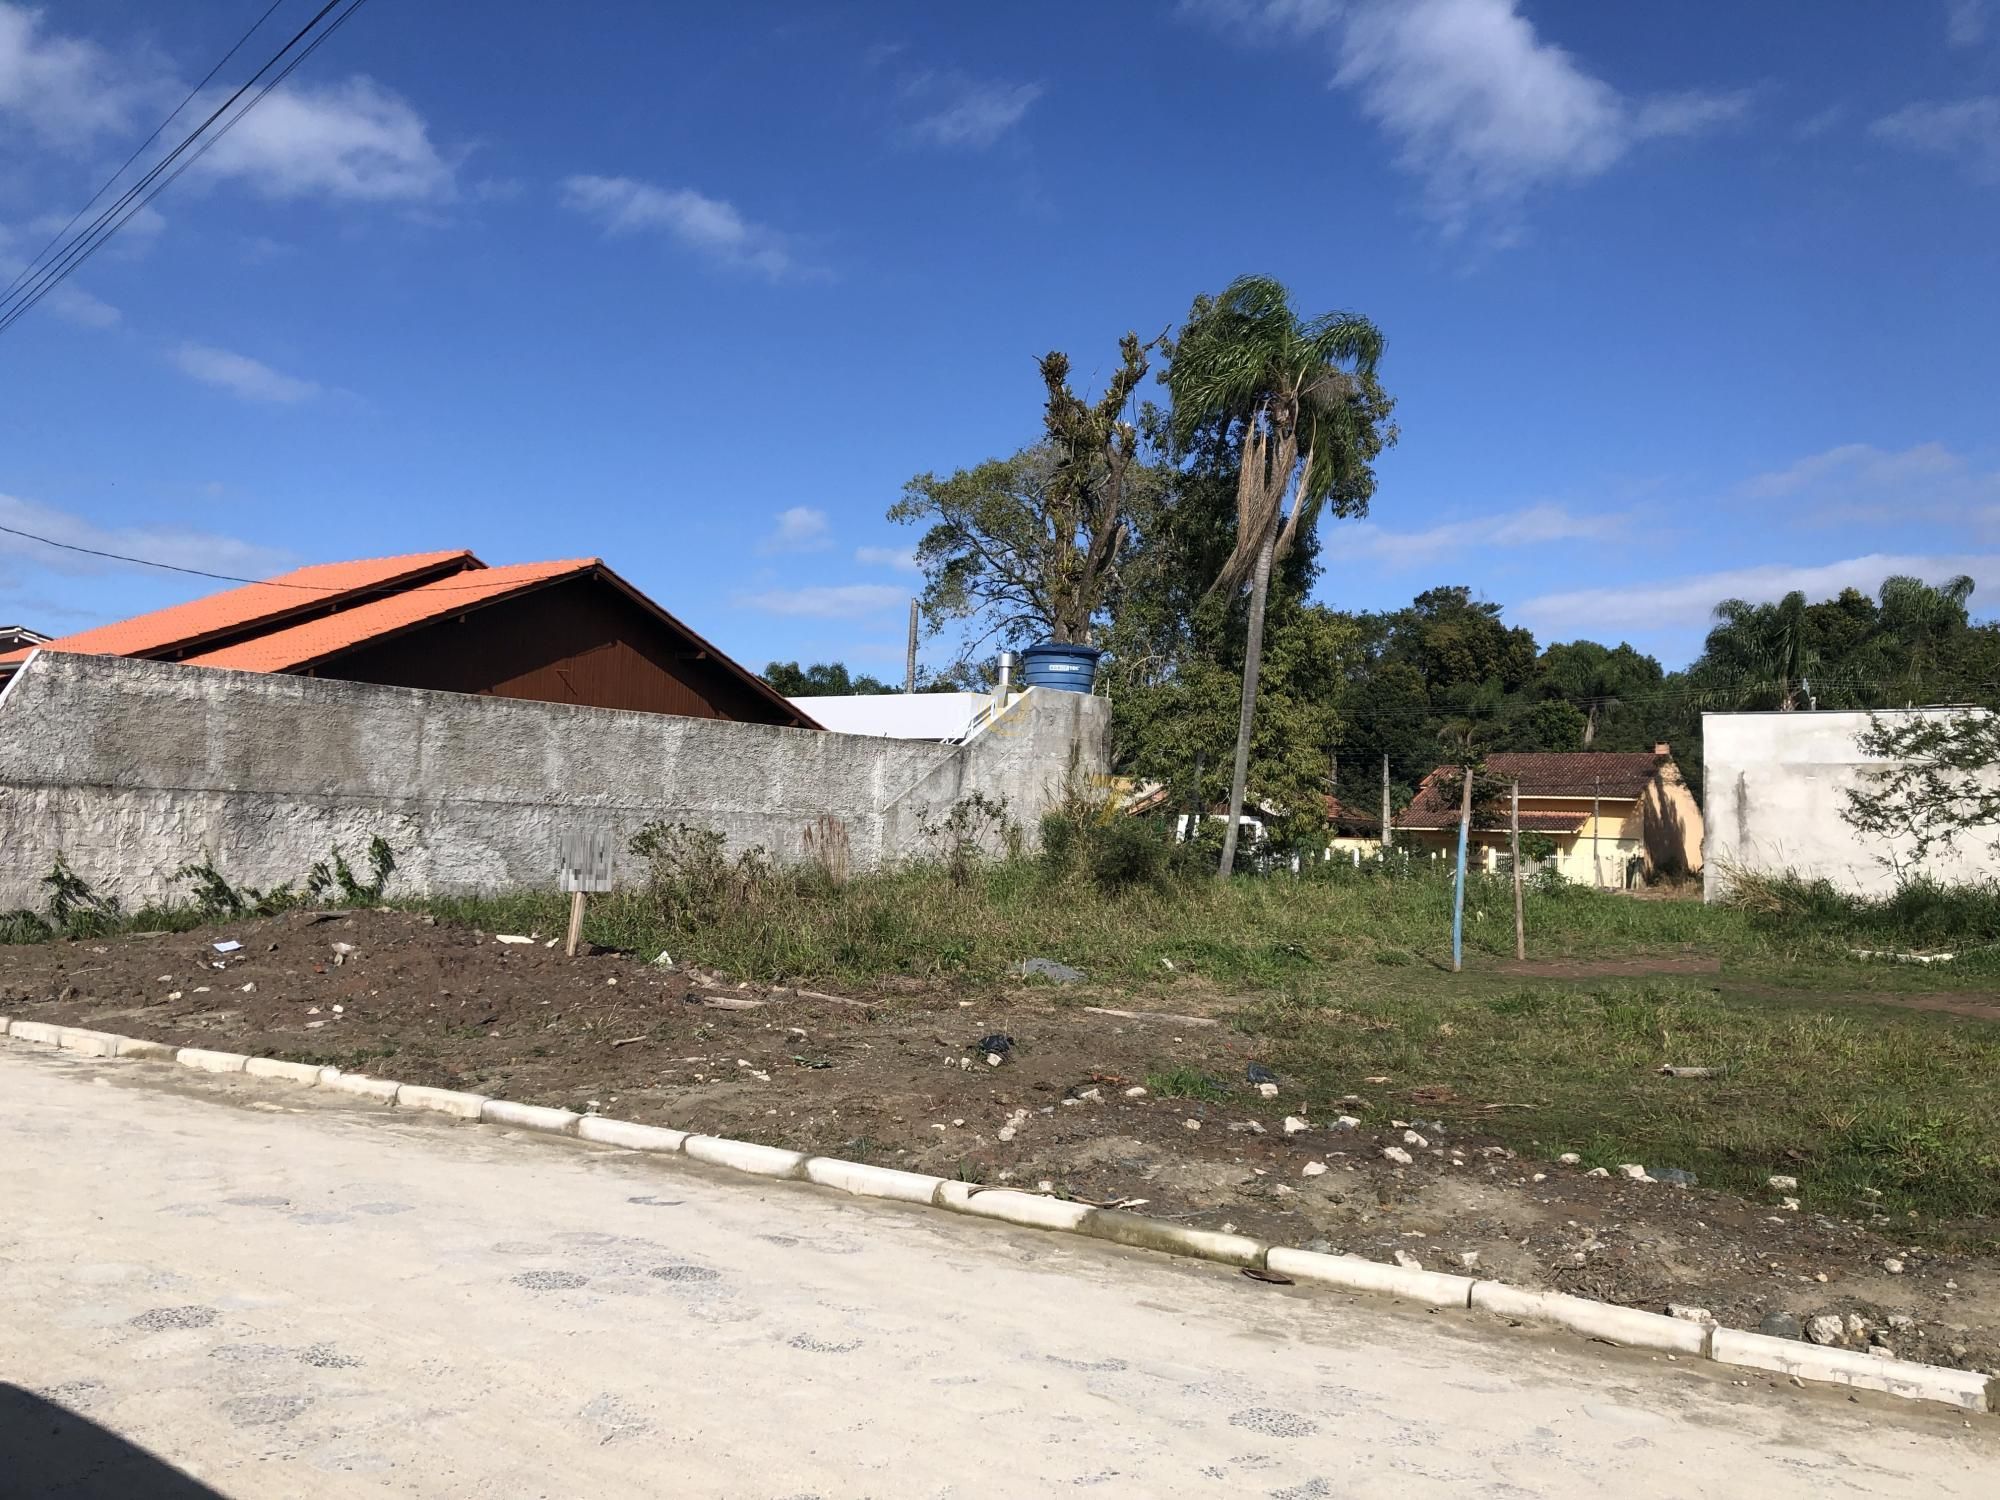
(1704, 591, 1814, 709)
(1877, 573, 1974, 693)
(1166, 276, 1393, 876)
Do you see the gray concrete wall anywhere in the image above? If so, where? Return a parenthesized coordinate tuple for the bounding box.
(0, 652, 1108, 910)
(1702, 708, 1998, 900)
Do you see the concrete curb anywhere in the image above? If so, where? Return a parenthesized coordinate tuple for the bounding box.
(3, 1018, 1991, 1416)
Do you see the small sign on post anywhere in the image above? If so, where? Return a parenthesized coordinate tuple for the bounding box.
(558, 830, 614, 958)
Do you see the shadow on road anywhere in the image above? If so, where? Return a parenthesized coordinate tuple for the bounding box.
(0, 1384, 226, 1499)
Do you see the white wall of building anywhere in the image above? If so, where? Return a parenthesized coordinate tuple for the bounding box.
(1702, 708, 1998, 899)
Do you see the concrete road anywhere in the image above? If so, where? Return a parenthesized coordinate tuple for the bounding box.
(1, 1049, 1993, 1499)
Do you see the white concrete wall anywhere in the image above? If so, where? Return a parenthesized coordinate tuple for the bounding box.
(0, 652, 1107, 910)
(1702, 708, 1998, 899)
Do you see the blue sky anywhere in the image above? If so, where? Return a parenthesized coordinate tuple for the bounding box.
(2, 0, 1997, 672)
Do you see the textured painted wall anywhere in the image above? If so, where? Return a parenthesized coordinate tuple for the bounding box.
(1702, 708, 1997, 900)
(0, 653, 1107, 910)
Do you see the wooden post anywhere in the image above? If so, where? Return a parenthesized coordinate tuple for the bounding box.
(1511, 779, 1525, 961)
(564, 889, 587, 958)
(1592, 773, 1602, 888)
(904, 599, 919, 693)
(1380, 753, 1392, 853)
(1451, 763, 1474, 973)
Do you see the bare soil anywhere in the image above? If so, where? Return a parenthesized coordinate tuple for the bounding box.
(6, 908, 1997, 1376)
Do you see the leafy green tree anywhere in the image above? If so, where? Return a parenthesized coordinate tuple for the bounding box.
(1538, 639, 1662, 746)
(1164, 275, 1394, 876)
(762, 661, 896, 696)
(1844, 709, 2000, 866)
(890, 334, 1156, 662)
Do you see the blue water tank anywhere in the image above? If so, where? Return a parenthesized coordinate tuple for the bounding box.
(1019, 642, 1103, 693)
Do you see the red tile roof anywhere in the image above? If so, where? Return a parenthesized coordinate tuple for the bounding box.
(186, 559, 597, 673)
(1479, 751, 1670, 799)
(1396, 751, 1669, 830)
(0, 551, 477, 666)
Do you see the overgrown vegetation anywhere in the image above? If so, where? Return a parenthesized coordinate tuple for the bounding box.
(0, 838, 399, 944)
(1722, 867, 2000, 954)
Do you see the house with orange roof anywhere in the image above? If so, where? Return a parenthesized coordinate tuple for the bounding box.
(0, 551, 816, 730)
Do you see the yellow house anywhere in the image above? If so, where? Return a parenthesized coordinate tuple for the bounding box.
(1393, 748, 1704, 888)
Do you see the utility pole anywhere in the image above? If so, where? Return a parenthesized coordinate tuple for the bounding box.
(904, 599, 918, 694)
(1511, 779, 1524, 961)
(1380, 753, 1392, 855)
(1592, 773, 1602, 888)
(1451, 764, 1474, 973)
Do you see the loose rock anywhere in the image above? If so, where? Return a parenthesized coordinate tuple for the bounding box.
(1759, 1311, 1803, 1340)
(1302, 1161, 1328, 1178)
(1283, 1116, 1310, 1136)
(1014, 958, 1084, 984)
(1381, 1146, 1413, 1166)
(1768, 1174, 1798, 1192)
(1806, 1315, 1845, 1346)
(1393, 1250, 1424, 1271)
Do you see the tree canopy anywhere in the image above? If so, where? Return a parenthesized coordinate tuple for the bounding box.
(761, 661, 897, 697)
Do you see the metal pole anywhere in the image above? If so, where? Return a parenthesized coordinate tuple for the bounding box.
(1380, 753, 1392, 853)
(1451, 763, 1473, 972)
(1592, 774, 1602, 888)
(1511, 779, 1524, 961)
(904, 600, 918, 693)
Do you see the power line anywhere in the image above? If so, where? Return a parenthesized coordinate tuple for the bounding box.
(0, 520, 554, 597)
(0, 0, 290, 306)
(0, 0, 370, 339)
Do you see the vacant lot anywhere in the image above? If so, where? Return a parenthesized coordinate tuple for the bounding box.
(5, 868, 1998, 1377)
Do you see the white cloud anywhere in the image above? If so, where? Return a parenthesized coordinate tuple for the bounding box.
(1793, 104, 1846, 141)
(170, 343, 319, 403)
(1871, 98, 2000, 183)
(1739, 442, 2000, 534)
(761, 506, 832, 554)
(1948, 0, 1989, 47)
(0, 491, 294, 580)
(1631, 89, 1753, 140)
(43, 282, 118, 327)
(1185, 0, 1747, 237)
(561, 174, 805, 279)
(1518, 554, 2000, 636)
(1743, 442, 1968, 500)
(737, 583, 907, 619)
(902, 72, 1044, 149)
(195, 78, 455, 202)
(1344, 504, 1624, 566)
(0, 1, 160, 148)
(855, 544, 919, 571)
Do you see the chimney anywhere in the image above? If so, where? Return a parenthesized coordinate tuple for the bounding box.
(1653, 743, 1670, 756)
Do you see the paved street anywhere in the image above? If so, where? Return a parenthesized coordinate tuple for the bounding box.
(0, 1046, 1993, 1499)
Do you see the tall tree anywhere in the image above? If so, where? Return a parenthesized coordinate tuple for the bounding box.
(890, 334, 1156, 663)
(1539, 639, 1662, 746)
(1165, 275, 1394, 876)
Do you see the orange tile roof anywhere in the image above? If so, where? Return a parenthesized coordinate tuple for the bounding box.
(185, 558, 599, 673)
(0, 551, 478, 666)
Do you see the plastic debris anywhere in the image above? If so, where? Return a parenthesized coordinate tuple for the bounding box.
(212, 940, 241, 954)
(495, 934, 534, 945)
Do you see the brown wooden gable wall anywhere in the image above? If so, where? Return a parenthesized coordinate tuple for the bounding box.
(315, 575, 801, 725)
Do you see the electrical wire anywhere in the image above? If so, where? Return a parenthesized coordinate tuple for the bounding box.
(0, 0, 369, 339)
(0, 0, 290, 306)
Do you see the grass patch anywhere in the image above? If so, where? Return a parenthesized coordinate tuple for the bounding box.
(1144, 1066, 1231, 1102)
(1248, 979, 2000, 1240)
(417, 859, 1770, 989)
